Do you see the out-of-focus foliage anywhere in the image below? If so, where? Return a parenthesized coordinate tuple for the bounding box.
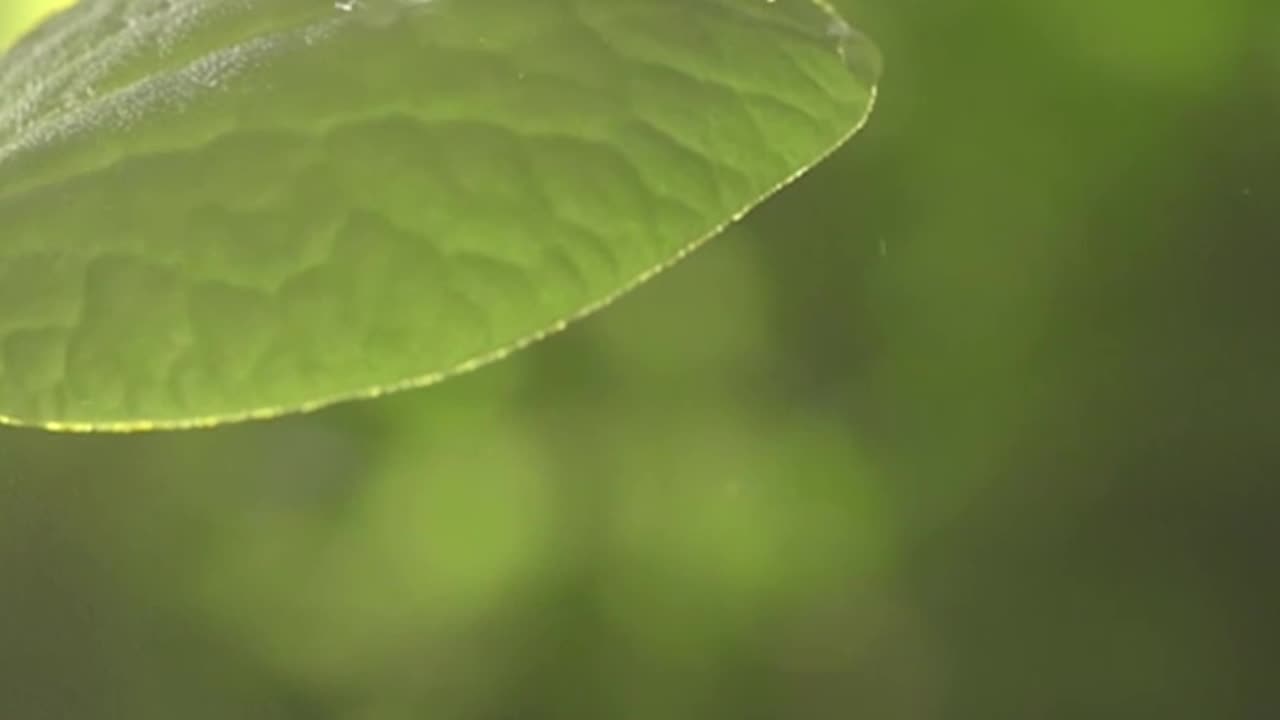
(2, 1, 1277, 719)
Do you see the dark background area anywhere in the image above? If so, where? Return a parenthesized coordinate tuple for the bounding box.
(2, 0, 1277, 717)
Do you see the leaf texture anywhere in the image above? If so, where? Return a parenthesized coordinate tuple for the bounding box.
(0, 0, 878, 430)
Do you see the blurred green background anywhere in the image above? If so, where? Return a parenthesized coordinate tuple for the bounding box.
(1, 1, 1276, 718)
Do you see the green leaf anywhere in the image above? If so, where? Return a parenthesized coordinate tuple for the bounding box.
(0, 0, 878, 431)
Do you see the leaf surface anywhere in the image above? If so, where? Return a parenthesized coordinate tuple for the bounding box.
(0, 0, 878, 430)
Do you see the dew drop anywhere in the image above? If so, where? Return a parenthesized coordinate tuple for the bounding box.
(831, 21, 883, 87)
(333, 0, 441, 26)
(754, 0, 882, 87)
